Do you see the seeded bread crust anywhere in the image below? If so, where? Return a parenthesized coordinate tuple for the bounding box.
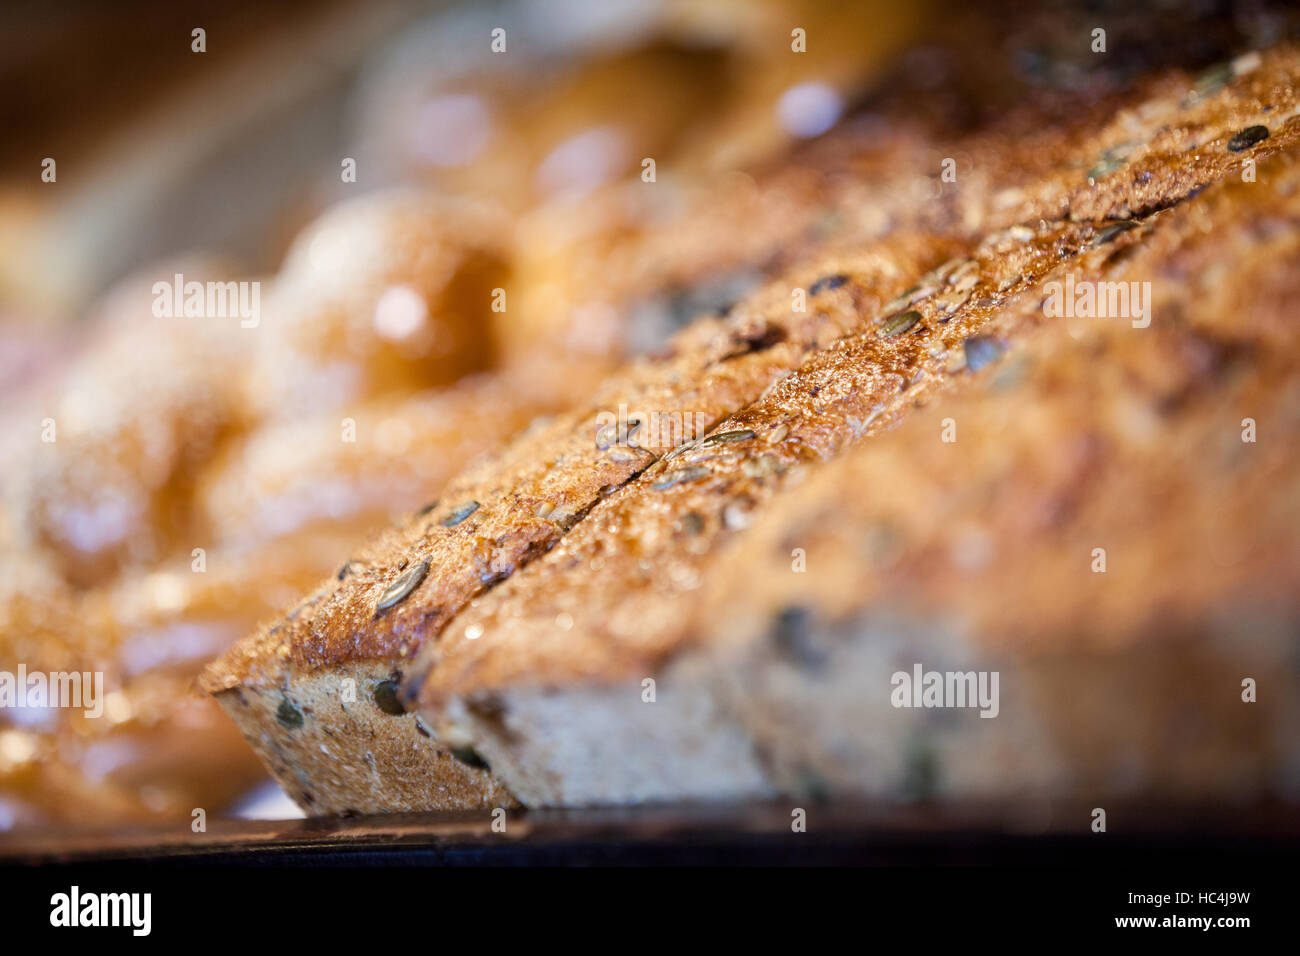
(691, 158, 1300, 803)
(413, 87, 1300, 706)
(408, 50, 1300, 805)
(206, 43, 1300, 813)
(204, 235, 951, 676)
(415, 143, 1300, 807)
(200, 236, 953, 812)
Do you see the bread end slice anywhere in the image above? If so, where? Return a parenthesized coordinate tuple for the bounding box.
(210, 662, 517, 815)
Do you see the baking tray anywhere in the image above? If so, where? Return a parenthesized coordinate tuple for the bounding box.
(4, 798, 1297, 866)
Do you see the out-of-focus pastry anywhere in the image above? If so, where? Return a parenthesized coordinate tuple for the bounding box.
(0, 524, 377, 830)
(8, 259, 254, 588)
(199, 363, 608, 553)
(243, 191, 510, 422)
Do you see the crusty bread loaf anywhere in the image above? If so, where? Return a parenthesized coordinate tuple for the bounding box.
(31, 0, 1294, 830)
(416, 146, 1300, 804)
(206, 42, 1300, 812)
(6, 114, 907, 825)
(201, 234, 956, 813)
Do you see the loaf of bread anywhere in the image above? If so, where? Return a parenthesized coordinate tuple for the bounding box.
(417, 147, 1300, 804)
(199, 232, 954, 812)
(203, 42, 1300, 811)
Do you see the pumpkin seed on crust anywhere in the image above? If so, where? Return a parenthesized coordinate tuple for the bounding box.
(373, 679, 405, 715)
(277, 697, 304, 729)
(376, 559, 430, 614)
(699, 429, 756, 448)
(1227, 125, 1269, 152)
(878, 310, 922, 337)
(440, 501, 480, 527)
(651, 465, 710, 491)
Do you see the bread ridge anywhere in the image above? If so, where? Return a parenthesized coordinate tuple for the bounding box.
(411, 44, 1300, 706)
(415, 145, 1300, 806)
(210, 42, 1300, 692)
(202, 233, 952, 690)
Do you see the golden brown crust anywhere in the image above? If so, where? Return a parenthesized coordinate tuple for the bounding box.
(703, 149, 1300, 656)
(408, 46, 1300, 709)
(188, 39, 1300, 816)
(683, 154, 1300, 802)
(197, 228, 951, 815)
(24, 4, 1293, 824)
(201, 235, 954, 694)
(196, 42, 1300, 812)
(410, 112, 1300, 807)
